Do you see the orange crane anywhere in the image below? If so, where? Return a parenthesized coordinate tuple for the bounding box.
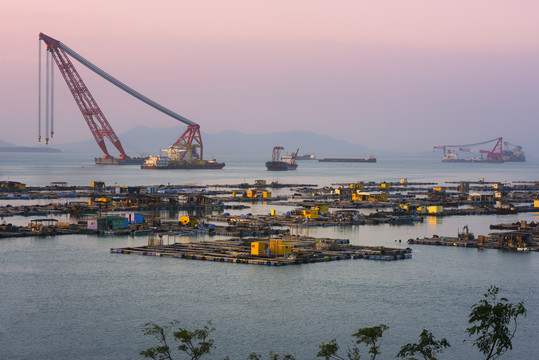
(434, 137, 503, 161)
(38, 33, 204, 164)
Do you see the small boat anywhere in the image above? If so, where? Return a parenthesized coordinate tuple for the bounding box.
(265, 146, 299, 171)
(284, 153, 316, 160)
(391, 215, 415, 225)
(130, 228, 154, 236)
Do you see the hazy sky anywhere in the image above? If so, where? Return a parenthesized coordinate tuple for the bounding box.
(1, 0, 538, 155)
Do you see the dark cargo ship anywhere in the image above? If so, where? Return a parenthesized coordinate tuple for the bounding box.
(318, 154, 376, 163)
(266, 146, 299, 171)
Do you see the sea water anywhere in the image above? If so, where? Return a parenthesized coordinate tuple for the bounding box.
(0, 152, 538, 359)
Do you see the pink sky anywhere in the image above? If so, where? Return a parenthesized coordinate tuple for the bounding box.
(1, 0, 539, 154)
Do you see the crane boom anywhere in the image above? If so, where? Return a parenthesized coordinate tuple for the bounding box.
(434, 137, 503, 159)
(39, 33, 128, 158)
(59, 41, 198, 127)
(436, 137, 502, 150)
(39, 33, 205, 160)
(40, 33, 197, 127)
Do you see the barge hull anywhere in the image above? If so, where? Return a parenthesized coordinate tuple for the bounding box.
(265, 161, 298, 171)
(318, 158, 376, 163)
(95, 157, 147, 165)
(141, 162, 225, 170)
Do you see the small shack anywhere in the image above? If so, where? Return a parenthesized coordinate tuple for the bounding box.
(494, 231, 533, 249)
(251, 239, 292, 257)
(91, 181, 105, 189)
(88, 216, 128, 230)
(179, 216, 198, 227)
(125, 213, 144, 224)
(0, 181, 26, 191)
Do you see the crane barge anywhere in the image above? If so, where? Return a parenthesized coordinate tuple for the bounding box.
(37, 33, 224, 169)
(433, 137, 525, 163)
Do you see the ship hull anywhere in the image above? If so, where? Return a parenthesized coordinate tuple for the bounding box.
(318, 158, 376, 163)
(141, 161, 225, 170)
(442, 158, 504, 163)
(265, 161, 298, 171)
(441, 159, 467, 163)
(95, 157, 147, 165)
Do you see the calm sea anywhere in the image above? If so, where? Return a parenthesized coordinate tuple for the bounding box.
(0, 152, 538, 359)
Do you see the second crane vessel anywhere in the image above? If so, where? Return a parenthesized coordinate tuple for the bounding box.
(433, 137, 525, 163)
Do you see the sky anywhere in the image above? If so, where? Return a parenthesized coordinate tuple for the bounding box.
(1, 0, 539, 155)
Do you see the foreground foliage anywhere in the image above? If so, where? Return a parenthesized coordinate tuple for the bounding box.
(140, 321, 215, 360)
(466, 286, 527, 360)
(396, 329, 450, 360)
(140, 286, 526, 359)
(317, 324, 388, 360)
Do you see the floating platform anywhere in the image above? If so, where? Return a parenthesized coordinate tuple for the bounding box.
(408, 234, 538, 251)
(110, 237, 412, 266)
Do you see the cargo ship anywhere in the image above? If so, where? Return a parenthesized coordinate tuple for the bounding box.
(318, 154, 376, 163)
(141, 146, 224, 170)
(266, 146, 299, 171)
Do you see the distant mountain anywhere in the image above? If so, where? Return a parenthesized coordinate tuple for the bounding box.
(0, 146, 61, 153)
(204, 129, 372, 157)
(56, 126, 185, 156)
(56, 126, 375, 158)
(0, 139, 16, 147)
(0, 139, 61, 153)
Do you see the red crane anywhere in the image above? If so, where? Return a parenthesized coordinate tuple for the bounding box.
(433, 137, 503, 160)
(38, 33, 203, 161)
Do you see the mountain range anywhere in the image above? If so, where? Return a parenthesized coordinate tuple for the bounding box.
(47, 126, 377, 158)
(0, 139, 61, 153)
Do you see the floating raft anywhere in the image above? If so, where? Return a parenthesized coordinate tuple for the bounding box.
(111, 238, 412, 266)
(408, 235, 539, 251)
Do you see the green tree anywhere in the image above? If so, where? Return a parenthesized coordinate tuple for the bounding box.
(140, 320, 215, 360)
(140, 321, 176, 360)
(317, 324, 388, 360)
(466, 285, 527, 360)
(139, 286, 526, 359)
(396, 329, 450, 360)
(352, 324, 388, 360)
(316, 339, 359, 360)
